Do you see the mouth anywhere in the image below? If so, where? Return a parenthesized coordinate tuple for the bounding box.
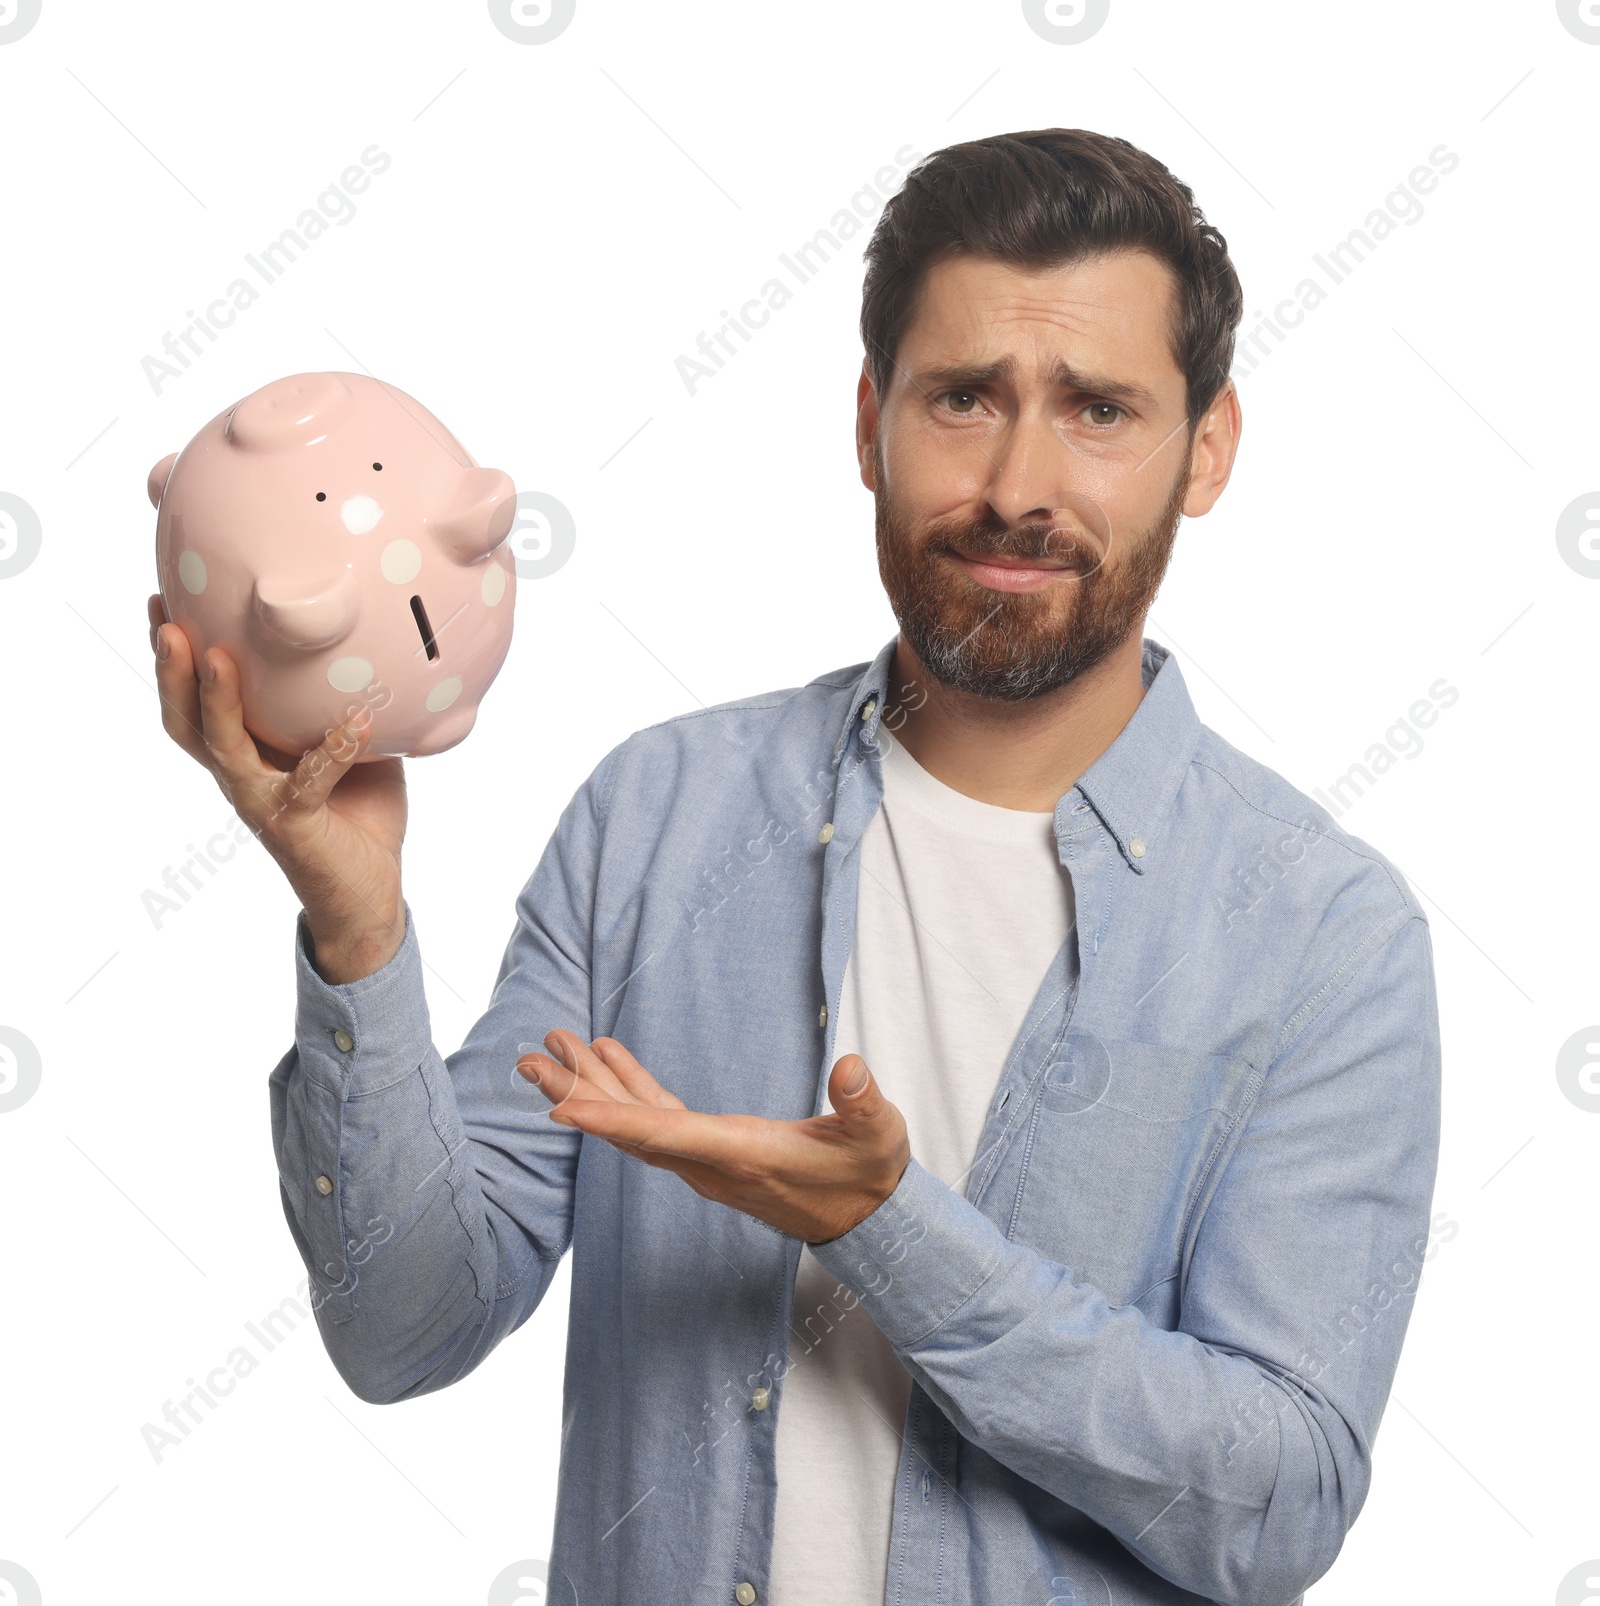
(944, 548, 1078, 593)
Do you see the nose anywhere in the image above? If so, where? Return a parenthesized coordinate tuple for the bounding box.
(983, 406, 1082, 534)
(977, 406, 1118, 569)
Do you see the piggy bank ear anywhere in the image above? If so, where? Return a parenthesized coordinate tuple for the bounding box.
(148, 452, 179, 509)
(430, 467, 517, 562)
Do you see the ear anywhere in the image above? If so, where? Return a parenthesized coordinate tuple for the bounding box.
(856, 364, 881, 492)
(148, 452, 179, 509)
(429, 467, 517, 563)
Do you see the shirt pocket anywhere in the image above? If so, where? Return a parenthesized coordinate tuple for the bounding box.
(1006, 1033, 1260, 1314)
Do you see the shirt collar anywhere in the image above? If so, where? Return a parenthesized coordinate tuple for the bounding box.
(832, 633, 1200, 876)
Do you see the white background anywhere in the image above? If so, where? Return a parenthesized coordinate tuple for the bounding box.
(0, 1, 1594, 1602)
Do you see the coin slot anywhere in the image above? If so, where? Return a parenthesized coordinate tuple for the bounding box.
(410, 595, 438, 661)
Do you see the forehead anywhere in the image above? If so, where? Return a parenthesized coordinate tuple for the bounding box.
(896, 249, 1182, 386)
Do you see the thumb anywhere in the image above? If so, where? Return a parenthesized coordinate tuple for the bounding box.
(830, 1054, 880, 1120)
(282, 704, 374, 813)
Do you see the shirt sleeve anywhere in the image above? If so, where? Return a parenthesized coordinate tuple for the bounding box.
(267, 753, 615, 1405)
(807, 909, 1442, 1606)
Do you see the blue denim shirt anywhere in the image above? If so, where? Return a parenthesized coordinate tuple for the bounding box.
(269, 634, 1441, 1606)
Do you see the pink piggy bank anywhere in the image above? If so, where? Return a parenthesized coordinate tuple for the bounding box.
(149, 371, 517, 760)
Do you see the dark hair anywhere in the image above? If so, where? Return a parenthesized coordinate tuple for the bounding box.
(860, 128, 1243, 428)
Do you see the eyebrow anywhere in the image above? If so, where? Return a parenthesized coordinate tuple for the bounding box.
(909, 354, 1160, 409)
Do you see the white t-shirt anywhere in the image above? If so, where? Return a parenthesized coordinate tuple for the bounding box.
(768, 728, 1076, 1605)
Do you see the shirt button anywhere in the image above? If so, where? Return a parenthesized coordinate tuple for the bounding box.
(1129, 836, 1146, 858)
(333, 1029, 355, 1052)
(862, 699, 877, 720)
(314, 1175, 334, 1196)
(736, 1584, 758, 1605)
(751, 1387, 770, 1411)
(818, 823, 834, 844)
(818, 1005, 828, 1028)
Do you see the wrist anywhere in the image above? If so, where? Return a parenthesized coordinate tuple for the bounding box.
(306, 911, 404, 985)
(808, 1158, 912, 1247)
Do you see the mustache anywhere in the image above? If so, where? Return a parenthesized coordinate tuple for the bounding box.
(926, 516, 1106, 570)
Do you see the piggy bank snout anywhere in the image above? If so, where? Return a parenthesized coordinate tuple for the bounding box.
(227, 372, 356, 451)
(430, 467, 517, 562)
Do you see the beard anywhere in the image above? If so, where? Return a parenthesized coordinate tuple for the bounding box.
(874, 448, 1190, 702)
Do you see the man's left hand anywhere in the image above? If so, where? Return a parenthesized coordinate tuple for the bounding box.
(516, 1031, 911, 1245)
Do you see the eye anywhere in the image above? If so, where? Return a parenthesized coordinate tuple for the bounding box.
(315, 492, 327, 502)
(1082, 401, 1126, 427)
(938, 389, 982, 415)
(372, 462, 383, 471)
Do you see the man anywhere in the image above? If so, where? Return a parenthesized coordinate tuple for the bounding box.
(151, 128, 1441, 1606)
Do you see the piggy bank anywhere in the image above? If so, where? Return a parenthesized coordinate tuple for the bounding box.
(149, 370, 517, 760)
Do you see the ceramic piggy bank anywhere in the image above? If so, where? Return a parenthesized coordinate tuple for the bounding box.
(149, 371, 517, 760)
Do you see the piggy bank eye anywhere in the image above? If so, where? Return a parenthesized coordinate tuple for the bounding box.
(372, 462, 383, 471)
(315, 492, 327, 502)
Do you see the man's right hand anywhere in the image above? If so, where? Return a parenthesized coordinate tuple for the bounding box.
(149, 592, 408, 985)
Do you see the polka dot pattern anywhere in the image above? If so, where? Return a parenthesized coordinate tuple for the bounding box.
(178, 550, 207, 594)
(425, 676, 463, 712)
(481, 561, 506, 605)
(340, 495, 383, 535)
(327, 656, 374, 693)
(380, 539, 422, 584)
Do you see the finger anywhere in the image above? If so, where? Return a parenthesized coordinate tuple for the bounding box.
(515, 1038, 629, 1116)
(544, 1028, 642, 1105)
(146, 592, 168, 654)
(547, 1098, 770, 1173)
(195, 643, 278, 788)
(828, 1054, 885, 1125)
(589, 1037, 687, 1110)
(515, 1049, 584, 1107)
(822, 1056, 909, 1190)
(262, 700, 376, 823)
(153, 618, 213, 765)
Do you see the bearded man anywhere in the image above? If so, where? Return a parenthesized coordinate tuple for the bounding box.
(155, 127, 1441, 1606)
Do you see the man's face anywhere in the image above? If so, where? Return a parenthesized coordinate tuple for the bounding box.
(859, 249, 1231, 701)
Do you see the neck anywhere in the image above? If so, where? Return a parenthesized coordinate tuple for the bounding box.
(885, 629, 1149, 812)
